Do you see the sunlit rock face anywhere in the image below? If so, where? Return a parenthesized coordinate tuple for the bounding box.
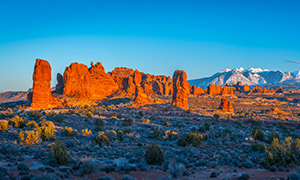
(172, 70, 189, 110)
(29, 59, 53, 109)
(190, 85, 204, 95)
(219, 98, 233, 113)
(63, 62, 118, 99)
(207, 84, 234, 96)
(134, 85, 152, 105)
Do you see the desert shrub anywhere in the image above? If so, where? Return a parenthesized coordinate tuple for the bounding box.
(163, 120, 171, 127)
(247, 118, 262, 127)
(51, 140, 69, 165)
(145, 143, 164, 165)
(10, 115, 25, 128)
(26, 120, 38, 128)
(177, 133, 204, 147)
(27, 111, 42, 121)
(52, 113, 66, 122)
(82, 129, 92, 136)
(263, 137, 300, 168)
(0, 120, 8, 131)
(239, 112, 246, 117)
(19, 130, 41, 145)
(37, 120, 55, 141)
(213, 114, 220, 120)
(79, 157, 99, 175)
(117, 130, 124, 141)
(149, 127, 161, 138)
(95, 132, 110, 146)
(105, 130, 117, 141)
(199, 122, 210, 132)
(94, 119, 104, 131)
(142, 118, 150, 124)
(251, 128, 264, 141)
(63, 126, 78, 136)
(138, 111, 144, 117)
(167, 162, 185, 179)
(268, 131, 279, 143)
(123, 117, 134, 126)
(164, 130, 178, 140)
(251, 143, 265, 153)
(86, 111, 93, 118)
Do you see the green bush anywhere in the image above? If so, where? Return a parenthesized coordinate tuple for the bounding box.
(86, 111, 93, 118)
(268, 131, 279, 143)
(251, 143, 265, 153)
(145, 143, 164, 165)
(213, 114, 219, 120)
(251, 128, 264, 141)
(123, 117, 134, 126)
(94, 132, 110, 147)
(52, 140, 69, 165)
(0, 120, 8, 131)
(117, 130, 124, 141)
(38, 121, 55, 141)
(177, 133, 204, 147)
(27, 111, 42, 121)
(10, 116, 25, 128)
(199, 122, 210, 132)
(52, 113, 66, 122)
(94, 119, 104, 131)
(263, 137, 300, 168)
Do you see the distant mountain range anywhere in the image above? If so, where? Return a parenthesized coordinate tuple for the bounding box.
(188, 67, 300, 89)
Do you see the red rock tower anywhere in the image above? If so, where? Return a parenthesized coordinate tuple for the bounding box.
(30, 59, 53, 109)
(172, 70, 189, 110)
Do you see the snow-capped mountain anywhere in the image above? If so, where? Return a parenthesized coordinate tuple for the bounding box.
(188, 68, 300, 89)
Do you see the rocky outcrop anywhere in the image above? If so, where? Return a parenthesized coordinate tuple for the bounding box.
(63, 62, 118, 99)
(190, 85, 204, 95)
(219, 98, 233, 113)
(29, 59, 55, 109)
(249, 86, 276, 94)
(89, 62, 118, 99)
(208, 84, 234, 96)
(276, 86, 283, 93)
(172, 70, 189, 110)
(55, 73, 64, 94)
(63, 63, 91, 98)
(134, 85, 153, 105)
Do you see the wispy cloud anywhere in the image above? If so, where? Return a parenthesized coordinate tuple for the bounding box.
(286, 60, 300, 64)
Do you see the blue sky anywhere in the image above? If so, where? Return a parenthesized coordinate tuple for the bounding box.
(0, 0, 299, 92)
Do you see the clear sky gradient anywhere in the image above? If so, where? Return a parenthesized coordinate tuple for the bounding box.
(0, 0, 299, 92)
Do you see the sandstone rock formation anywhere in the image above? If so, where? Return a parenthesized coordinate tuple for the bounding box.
(208, 84, 234, 96)
(134, 85, 152, 105)
(219, 98, 233, 113)
(89, 62, 118, 99)
(63, 63, 91, 98)
(63, 62, 118, 99)
(276, 86, 283, 93)
(190, 85, 204, 95)
(172, 70, 189, 110)
(55, 73, 64, 94)
(29, 59, 54, 109)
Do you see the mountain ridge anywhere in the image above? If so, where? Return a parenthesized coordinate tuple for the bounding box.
(188, 67, 300, 89)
